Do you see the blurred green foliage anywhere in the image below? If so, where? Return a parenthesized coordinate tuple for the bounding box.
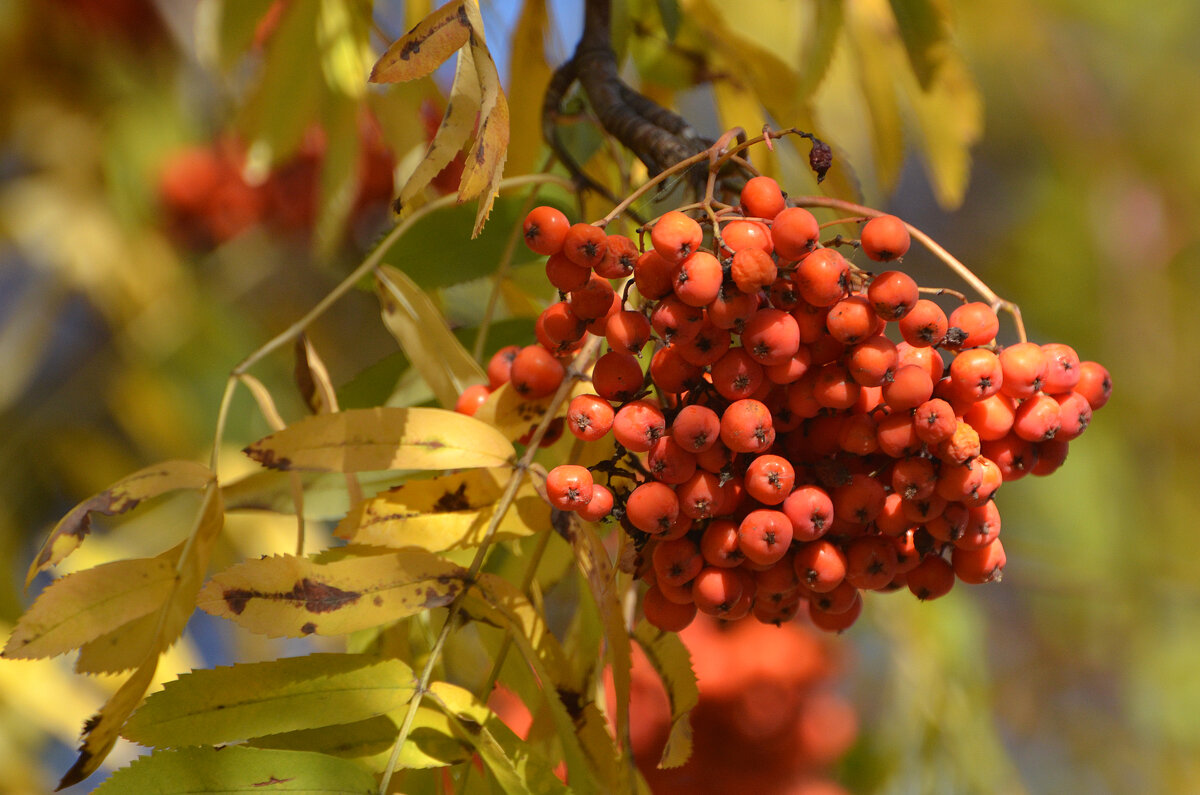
(0, 0, 1197, 793)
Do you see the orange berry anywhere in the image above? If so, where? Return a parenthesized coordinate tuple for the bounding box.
(793, 248, 850, 306)
(860, 214, 910, 261)
(906, 554, 955, 600)
(545, 464, 593, 511)
(612, 400, 667, 452)
(642, 584, 697, 631)
(998, 342, 1048, 399)
(651, 210, 703, 263)
(740, 175, 787, 220)
(673, 250, 723, 307)
(510, 345, 565, 399)
(898, 298, 949, 347)
(566, 394, 615, 442)
(867, 270, 919, 320)
(945, 302, 999, 349)
(562, 222, 607, 268)
(719, 398, 775, 454)
(730, 248, 778, 294)
(772, 207, 820, 260)
(523, 205, 570, 255)
(626, 481, 679, 535)
(595, 233, 638, 279)
(592, 351, 644, 402)
(454, 383, 490, 416)
(1075, 361, 1112, 409)
(577, 483, 614, 522)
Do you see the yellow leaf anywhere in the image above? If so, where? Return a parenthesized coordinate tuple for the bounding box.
(396, 43, 481, 211)
(459, 2, 509, 236)
(907, 49, 981, 208)
(26, 459, 214, 587)
(243, 407, 516, 473)
(473, 381, 587, 443)
(375, 265, 488, 410)
(75, 610, 160, 675)
(294, 333, 341, 415)
(847, 6, 905, 193)
(4, 556, 177, 661)
(196, 547, 467, 638)
(505, 0, 553, 176)
(58, 652, 158, 789)
(633, 620, 699, 769)
(317, 0, 373, 98)
(335, 469, 547, 550)
(369, 0, 470, 84)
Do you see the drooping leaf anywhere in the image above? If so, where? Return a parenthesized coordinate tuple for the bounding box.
(5, 556, 177, 661)
(395, 43, 481, 212)
(196, 547, 467, 637)
(123, 653, 416, 748)
(335, 468, 547, 551)
(458, 2, 509, 236)
(463, 574, 620, 792)
(797, 0, 845, 100)
(369, 0, 470, 84)
(374, 265, 487, 410)
(633, 619, 699, 769)
(429, 682, 535, 795)
(26, 459, 214, 587)
(59, 652, 159, 789)
(562, 517, 632, 748)
(848, 6, 905, 193)
(92, 746, 378, 794)
(243, 407, 515, 473)
(888, 0, 951, 90)
(907, 49, 982, 209)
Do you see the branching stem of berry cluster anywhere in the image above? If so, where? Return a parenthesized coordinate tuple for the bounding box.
(596, 126, 1027, 344)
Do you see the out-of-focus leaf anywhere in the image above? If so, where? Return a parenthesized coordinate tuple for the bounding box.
(507, 1, 553, 175)
(215, 0, 277, 71)
(92, 746, 378, 794)
(4, 557, 175, 661)
(222, 470, 406, 518)
(196, 547, 467, 637)
(370, 0, 469, 84)
(374, 265, 487, 409)
(907, 48, 981, 208)
(26, 459, 214, 587)
(243, 407, 515, 473)
(335, 468, 546, 550)
(888, 0, 951, 90)
(633, 619, 699, 769)
(317, 0, 373, 98)
(430, 682, 533, 795)
(656, 0, 683, 40)
(797, 0, 845, 99)
(848, 6, 905, 192)
(295, 333, 340, 415)
(123, 653, 416, 747)
(236, 0, 323, 165)
(314, 95, 362, 256)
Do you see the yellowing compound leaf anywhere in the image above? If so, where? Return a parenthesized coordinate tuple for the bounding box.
(243, 407, 515, 473)
(4, 556, 176, 661)
(123, 653, 416, 748)
(248, 714, 397, 762)
(58, 481, 226, 788)
(75, 609, 160, 675)
(633, 620, 699, 769)
(59, 652, 158, 790)
(395, 43, 481, 211)
(26, 459, 214, 587)
(375, 265, 487, 409)
(197, 547, 466, 638)
(92, 746, 379, 794)
(370, 0, 470, 84)
(459, 2, 509, 236)
(335, 468, 546, 550)
(429, 682, 538, 795)
(887, 0, 951, 89)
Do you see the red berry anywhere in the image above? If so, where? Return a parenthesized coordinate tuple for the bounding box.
(860, 214, 910, 261)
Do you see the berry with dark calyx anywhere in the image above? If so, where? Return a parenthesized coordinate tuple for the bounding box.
(562, 222, 607, 269)
(860, 215, 910, 261)
(523, 205, 570, 256)
(545, 465, 594, 511)
(651, 210, 703, 263)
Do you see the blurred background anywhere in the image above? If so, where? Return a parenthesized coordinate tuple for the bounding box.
(0, 0, 1196, 792)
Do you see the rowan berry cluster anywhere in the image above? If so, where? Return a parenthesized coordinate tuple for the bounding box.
(460, 174, 1112, 634)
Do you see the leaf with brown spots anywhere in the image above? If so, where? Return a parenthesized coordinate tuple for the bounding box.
(25, 459, 214, 588)
(335, 468, 547, 551)
(369, 0, 470, 84)
(374, 265, 487, 410)
(472, 380, 592, 443)
(458, 2, 509, 236)
(242, 406, 515, 473)
(90, 747, 379, 794)
(123, 653, 416, 748)
(196, 547, 467, 638)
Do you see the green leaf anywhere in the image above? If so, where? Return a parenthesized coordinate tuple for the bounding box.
(215, 0, 278, 71)
(374, 265, 487, 410)
(247, 715, 397, 761)
(93, 747, 378, 794)
(242, 407, 516, 473)
(633, 620, 699, 769)
(888, 0, 951, 90)
(123, 654, 417, 748)
(797, 0, 845, 100)
(196, 547, 467, 638)
(656, 0, 683, 40)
